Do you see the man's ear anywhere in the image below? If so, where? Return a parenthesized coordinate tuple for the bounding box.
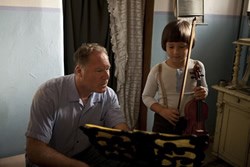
(74, 65, 82, 75)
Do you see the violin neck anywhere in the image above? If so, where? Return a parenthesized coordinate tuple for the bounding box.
(197, 79, 201, 87)
(196, 79, 202, 121)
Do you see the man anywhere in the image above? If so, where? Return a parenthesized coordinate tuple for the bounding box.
(25, 43, 129, 167)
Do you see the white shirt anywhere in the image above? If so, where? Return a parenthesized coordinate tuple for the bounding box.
(142, 59, 208, 116)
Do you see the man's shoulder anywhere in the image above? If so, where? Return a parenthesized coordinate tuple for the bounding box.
(36, 74, 75, 97)
(41, 74, 74, 87)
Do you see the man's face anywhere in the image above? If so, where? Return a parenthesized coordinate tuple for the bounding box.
(77, 51, 110, 94)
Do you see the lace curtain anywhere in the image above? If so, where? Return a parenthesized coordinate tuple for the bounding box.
(107, 0, 145, 128)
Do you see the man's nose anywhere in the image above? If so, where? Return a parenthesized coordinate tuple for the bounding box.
(103, 70, 110, 79)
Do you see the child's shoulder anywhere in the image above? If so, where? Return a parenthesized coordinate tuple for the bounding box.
(151, 62, 165, 71)
(153, 61, 165, 68)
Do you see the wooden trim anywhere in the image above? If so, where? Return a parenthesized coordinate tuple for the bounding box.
(138, 0, 154, 130)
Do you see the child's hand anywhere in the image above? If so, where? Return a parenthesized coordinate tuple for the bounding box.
(194, 86, 208, 100)
(158, 107, 180, 126)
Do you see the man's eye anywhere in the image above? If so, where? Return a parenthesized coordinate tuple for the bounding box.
(96, 69, 103, 72)
(96, 68, 110, 72)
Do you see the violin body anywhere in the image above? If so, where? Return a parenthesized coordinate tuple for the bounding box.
(183, 98, 208, 135)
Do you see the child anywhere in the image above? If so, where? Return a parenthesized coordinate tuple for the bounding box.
(142, 19, 208, 134)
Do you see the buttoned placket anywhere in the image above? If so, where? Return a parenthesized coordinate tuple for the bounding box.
(72, 99, 87, 153)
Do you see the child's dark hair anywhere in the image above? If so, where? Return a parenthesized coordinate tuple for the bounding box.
(161, 19, 195, 51)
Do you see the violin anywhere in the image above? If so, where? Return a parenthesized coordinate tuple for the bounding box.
(176, 17, 209, 137)
(183, 63, 208, 136)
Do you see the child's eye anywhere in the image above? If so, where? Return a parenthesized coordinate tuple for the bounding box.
(179, 45, 187, 48)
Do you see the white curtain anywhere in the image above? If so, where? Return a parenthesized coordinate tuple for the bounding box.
(107, 0, 145, 129)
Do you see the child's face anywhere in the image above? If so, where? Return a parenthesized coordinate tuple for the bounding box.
(166, 42, 189, 64)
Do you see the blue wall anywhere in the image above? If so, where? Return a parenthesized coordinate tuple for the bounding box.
(147, 11, 249, 134)
(0, 6, 64, 158)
